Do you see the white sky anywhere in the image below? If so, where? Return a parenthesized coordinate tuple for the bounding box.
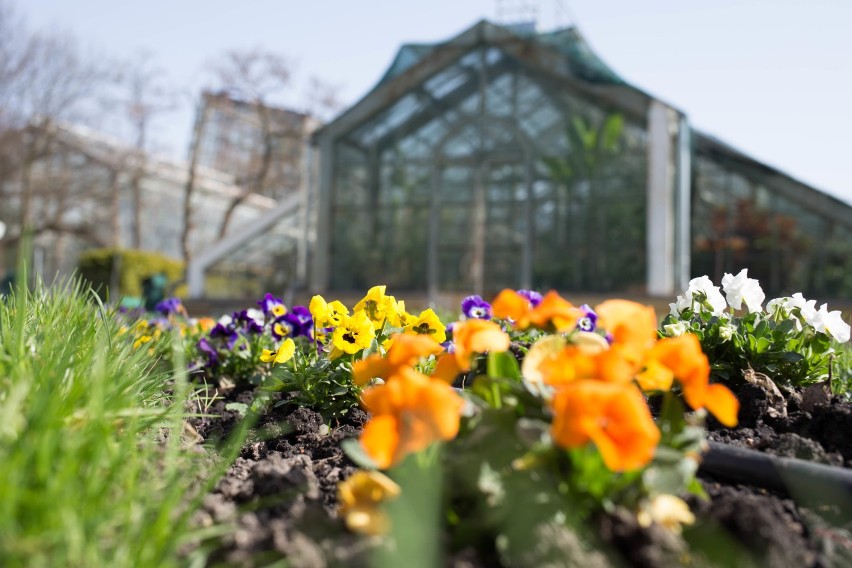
(20, 0, 852, 204)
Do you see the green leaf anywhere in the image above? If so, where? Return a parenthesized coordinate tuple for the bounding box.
(224, 402, 249, 416)
(487, 351, 521, 381)
(341, 438, 378, 469)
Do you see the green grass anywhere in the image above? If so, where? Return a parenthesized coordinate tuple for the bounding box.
(0, 276, 225, 568)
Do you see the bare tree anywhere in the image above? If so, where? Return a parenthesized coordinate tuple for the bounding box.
(115, 52, 176, 248)
(204, 47, 294, 238)
(302, 75, 343, 121)
(0, 0, 113, 274)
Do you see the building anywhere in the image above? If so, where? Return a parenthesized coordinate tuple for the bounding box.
(0, 120, 281, 294)
(192, 90, 320, 201)
(298, 20, 852, 301)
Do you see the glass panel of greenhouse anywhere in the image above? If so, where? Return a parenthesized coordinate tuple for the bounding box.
(691, 136, 852, 299)
(324, 32, 649, 296)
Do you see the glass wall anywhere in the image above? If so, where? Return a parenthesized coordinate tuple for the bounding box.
(691, 152, 852, 298)
(328, 45, 648, 295)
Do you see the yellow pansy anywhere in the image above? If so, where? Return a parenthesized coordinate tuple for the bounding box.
(337, 470, 401, 536)
(260, 338, 296, 364)
(309, 295, 349, 329)
(353, 285, 398, 326)
(331, 311, 376, 354)
(404, 308, 446, 344)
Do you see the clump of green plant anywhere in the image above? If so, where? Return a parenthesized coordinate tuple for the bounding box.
(663, 270, 850, 390)
(0, 275, 228, 568)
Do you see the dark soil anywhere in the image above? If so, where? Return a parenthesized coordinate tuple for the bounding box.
(706, 381, 852, 467)
(186, 381, 852, 567)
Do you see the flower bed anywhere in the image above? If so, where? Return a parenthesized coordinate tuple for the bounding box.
(106, 272, 851, 567)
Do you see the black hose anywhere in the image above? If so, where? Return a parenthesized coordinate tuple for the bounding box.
(700, 441, 852, 514)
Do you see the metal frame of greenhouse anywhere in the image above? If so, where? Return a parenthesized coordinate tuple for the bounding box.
(188, 19, 852, 302)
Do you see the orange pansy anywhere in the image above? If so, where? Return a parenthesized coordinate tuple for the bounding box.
(352, 333, 444, 386)
(550, 380, 660, 472)
(595, 299, 658, 368)
(451, 318, 511, 372)
(647, 334, 739, 427)
(492, 289, 579, 332)
(359, 369, 464, 469)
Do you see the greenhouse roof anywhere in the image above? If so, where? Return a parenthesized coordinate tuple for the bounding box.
(315, 20, 663, 143)
(377, 21, 627, 88)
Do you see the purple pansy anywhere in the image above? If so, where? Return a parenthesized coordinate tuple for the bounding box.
(517, 289, 543, 307)
(233, 309, 264, 335)
(154, 297, 183, 316)
(441, 322, 456, 353)
(576, 304, 598, 332)
(461, 295, 493, 320)
(210, 322, 239, 350)
(271, 317, 295, 340)
(196, 337, 219, 367)
(257, 293, 287, 318)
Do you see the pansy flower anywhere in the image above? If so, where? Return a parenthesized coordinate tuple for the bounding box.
(260, 338, 296, 365)
(404, 309, 447, 344)
(435, 318, 511, 380)
(640, 334, 739, 427)
(353, 285, 398, 326)
(576, 304, 598, 332)
(337, 470, 401, 536)
(492, 289, 580, 332)
(154, 297, 185, 317)
(549, 379, 660, 472)
(359, 368, 464, 469)
(310, 295, 349, 329)
(233, 309, 264, 335)
(353, 333, 444, 386)
(257, 293, 287, 319)
(196, 337, 219, 368)
(461, 295, 493, 320)
(517, 289, 543, 307)
(331, 311, 376, 355)
(210, 320, 239, 350)
(278, 309, 313, 339)
(595, 299, 657, 371)
(271, 317, 295, 340)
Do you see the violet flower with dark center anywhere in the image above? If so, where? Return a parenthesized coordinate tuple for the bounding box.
(197, 337, 219, 367)
(154, 297, 183, 317)
(461, 295, 493, 320)
(517, 289, 543, 307)
(441, 322, 456, 353)
(271, 318, 295, 340)
(576, 304, 598, 332)
(233, 309, 264, 335)
(283, 310, 313, 338)
(210, 322, 239, 350)
(257, 293, 287, 318)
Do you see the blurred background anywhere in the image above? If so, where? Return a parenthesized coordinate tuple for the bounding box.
(1, 0, 850, 310)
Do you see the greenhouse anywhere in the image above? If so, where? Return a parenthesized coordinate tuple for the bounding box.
(303, 19, 852, 301)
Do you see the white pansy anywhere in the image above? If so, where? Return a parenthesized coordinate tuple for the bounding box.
(686, 276, 727, 316)
(669, 295, 692, 316)
(765, 297, 787, 317)
(809, 304, 851, 343)
(217, 314, 233, 326)
(721, 269, 765, 313)
(719, 323, 736, 342)
(787, 293, 818, 331)
(246, 308, 265, 325)
(664, 321, 688, 337)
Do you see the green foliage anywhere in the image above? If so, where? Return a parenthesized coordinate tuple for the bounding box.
(77, 248, 184, 300)
(0, 275, 219, 568)
(664, 307, 841, 389)
(268, 338, 364, 420)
